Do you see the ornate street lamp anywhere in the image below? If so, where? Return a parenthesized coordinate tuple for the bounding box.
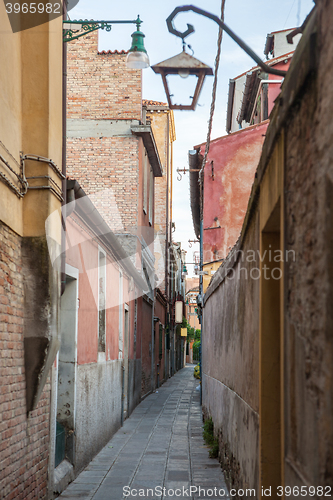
(126, 17, 150, 69)
(63, 15, 149, 69)
(153, 5, 287, 110)
(151, 48, 213, 111)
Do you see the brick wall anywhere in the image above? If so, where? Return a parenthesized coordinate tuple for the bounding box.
(67, 136, 140, 232)
(0, 222, 50, 500)
(146, 108, 169, 237)
(66, 31, 143, 233)
(67, 32, 142, 121)
(145, 107, 174, 294)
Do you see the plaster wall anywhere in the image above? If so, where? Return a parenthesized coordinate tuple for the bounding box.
(154, 294, 166, 385)
(282, 2, 333, 484)
(203, 4, 333, 495)
(200, 122, 267, 264)
(0, 7, 63, 497)
(203, 202, 260, 495)
(0, 10, 23, 235)
(273, 31, 301, 58)
(230, 74, 246, 133)
(75, 360, 122, 474)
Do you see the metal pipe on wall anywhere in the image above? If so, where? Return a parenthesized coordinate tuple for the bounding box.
(61, 1, 68, 296)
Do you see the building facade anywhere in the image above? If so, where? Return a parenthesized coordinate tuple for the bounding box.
(66, 29, 163, 401)
(0, 5, 63, 499)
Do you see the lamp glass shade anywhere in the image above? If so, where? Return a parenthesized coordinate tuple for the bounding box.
(151, 51, 213, 110)
(126, 51, 150, 69)
(178, 69, 190, 78)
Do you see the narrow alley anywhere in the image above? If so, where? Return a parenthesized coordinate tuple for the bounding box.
(57, 366, 230, 500)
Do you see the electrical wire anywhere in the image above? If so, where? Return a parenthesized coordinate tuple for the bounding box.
(199, 0, 226, 216)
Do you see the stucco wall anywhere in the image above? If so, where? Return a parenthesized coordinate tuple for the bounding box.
(283, 0, 333, 486)
(75, 360, 122, 474)
(0, 6, 62, 498)
(203, 4, 333, 496)
(199, 122, 268, 264)
(203, 211, 260, 495)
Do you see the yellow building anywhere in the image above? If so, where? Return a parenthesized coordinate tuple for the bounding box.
(0, 6, 62, 498)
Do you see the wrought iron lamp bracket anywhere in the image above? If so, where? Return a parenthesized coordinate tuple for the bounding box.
(63, 20, 114, 42)
(166, 5, 287, 77)
(63, 18, 141, 43)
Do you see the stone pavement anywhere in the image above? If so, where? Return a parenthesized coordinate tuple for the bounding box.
(57, 365, 230, 500)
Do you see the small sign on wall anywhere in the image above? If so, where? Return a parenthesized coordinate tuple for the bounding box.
(181, 328, 187, 337)
(175, 301, 183, 323)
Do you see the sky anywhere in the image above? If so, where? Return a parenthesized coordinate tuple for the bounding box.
(70, 0, 314, 276)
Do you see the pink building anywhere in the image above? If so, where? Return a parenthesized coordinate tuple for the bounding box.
(55, 180, 147, 488)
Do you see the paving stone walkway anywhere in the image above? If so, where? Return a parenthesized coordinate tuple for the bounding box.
(57, 365, 230, 500)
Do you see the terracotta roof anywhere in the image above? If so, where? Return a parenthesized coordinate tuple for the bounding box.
(143, 99, 168, 106)
(98, 50, 128, 55)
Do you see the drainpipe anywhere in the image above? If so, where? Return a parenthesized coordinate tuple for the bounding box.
(61, 1, 68, 296)
(121, 365, 125, 426)
(165, 114, 170, 378)
(198, 155, 204, 406)
(151, 296, 155, 392)
(199, 218, 203, 405)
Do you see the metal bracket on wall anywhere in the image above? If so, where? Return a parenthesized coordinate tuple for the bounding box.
(210, 160, 214, 180)
(188, 239, 199, 248)
(63, 17, 141, 43)
(63, 20, 112, 42)
(176, 167, 200, 181)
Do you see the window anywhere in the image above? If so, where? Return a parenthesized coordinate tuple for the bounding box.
(159, 324, 163, 360)
(149, 166, 153, 225)
(98, 249, 106, 352)
(143, 151, 148, 214)
(119, 271, 123, 358)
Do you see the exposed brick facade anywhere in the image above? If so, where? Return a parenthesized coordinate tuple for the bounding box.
(67, 136, 140, 232)
(0, 222, 50, 500)
(66, 32, 144, 234)
(145, 104, 175, 295)
(67, 32, 142, 121)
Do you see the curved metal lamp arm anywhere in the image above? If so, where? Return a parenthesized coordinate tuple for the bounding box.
(166, 5, 287, 77)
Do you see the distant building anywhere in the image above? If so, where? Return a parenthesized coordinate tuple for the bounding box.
(185, 277, 200, 332)
(143, 100, 176, 384)
(226, 28, 301, 134)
